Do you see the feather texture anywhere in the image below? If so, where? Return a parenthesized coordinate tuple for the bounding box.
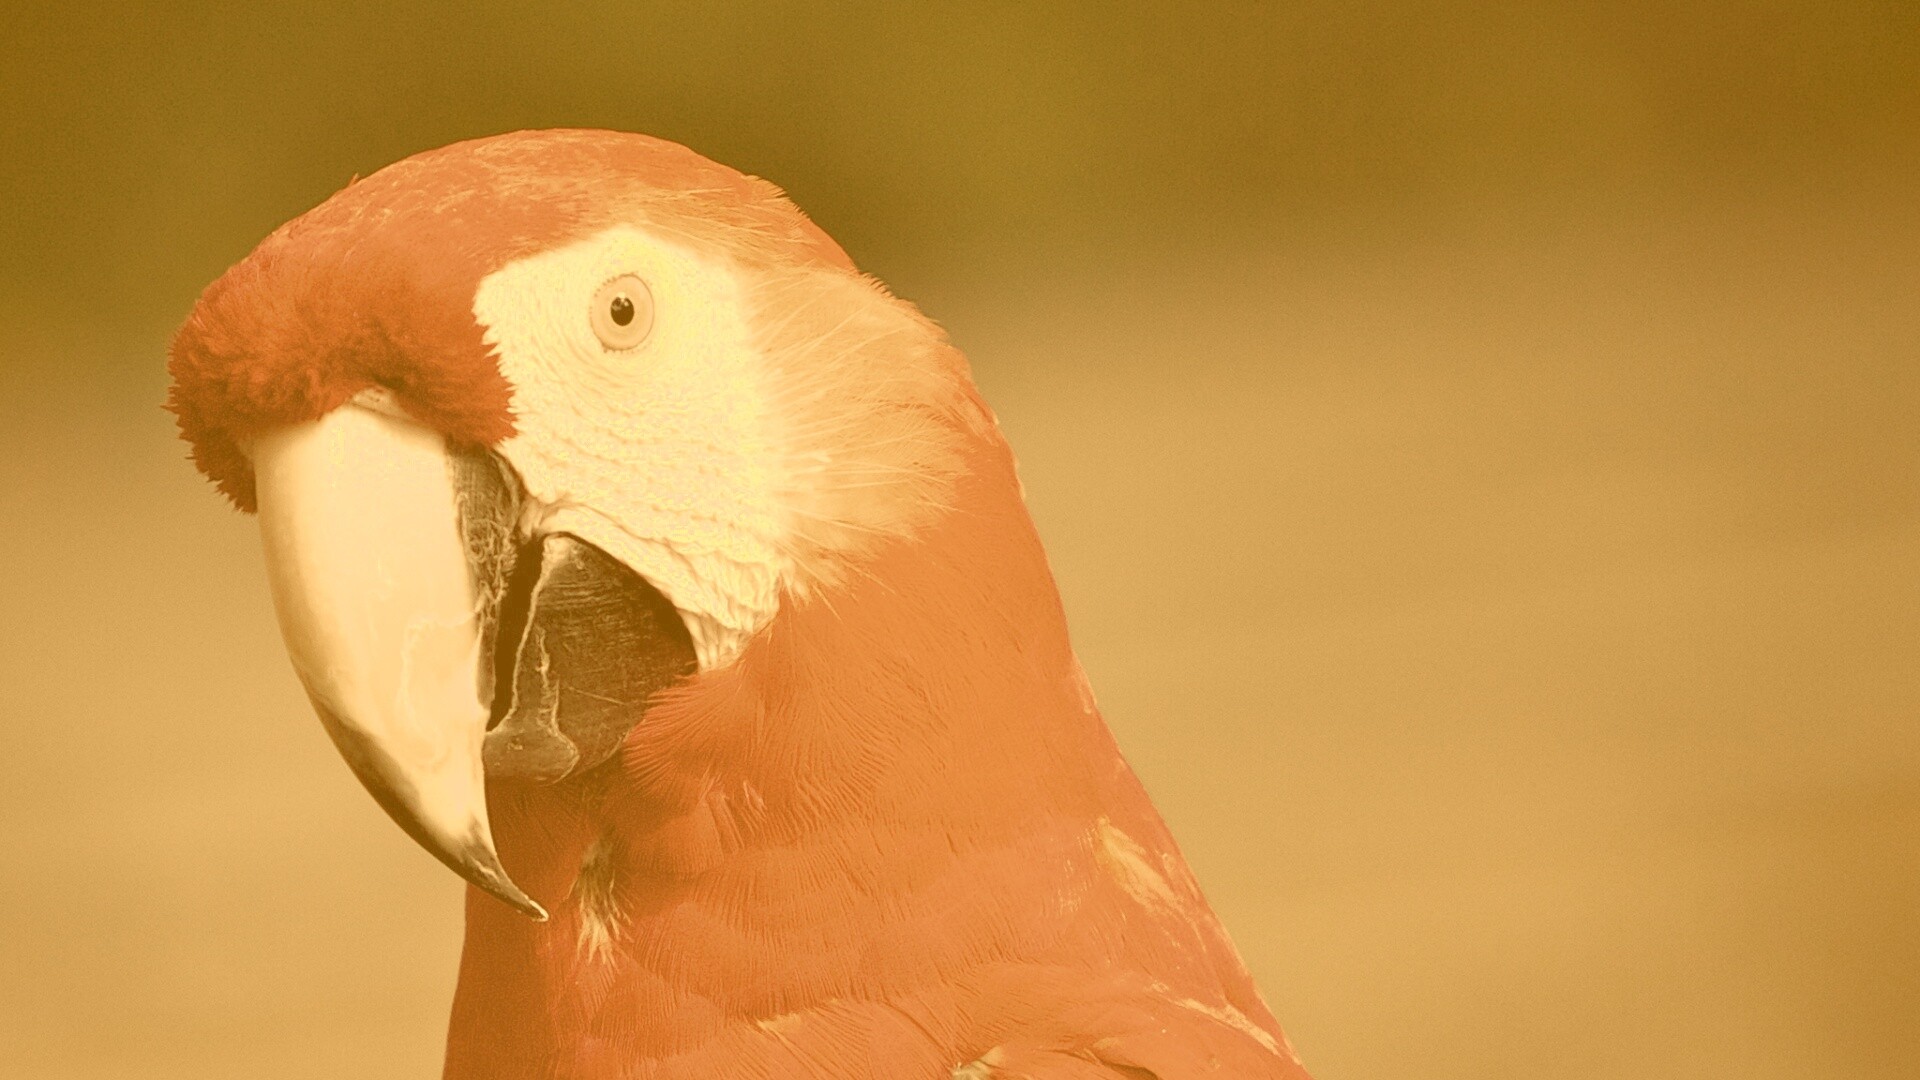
(449, 416, 1308, 1078)
(167, 129, 1312, 1080)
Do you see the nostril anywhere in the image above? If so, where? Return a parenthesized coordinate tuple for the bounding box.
(351, 384, 415, 421)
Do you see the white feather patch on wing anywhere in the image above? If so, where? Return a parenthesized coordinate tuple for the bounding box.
(951, 1046, 1003, 1080)
(1092, 817, 1185, 914)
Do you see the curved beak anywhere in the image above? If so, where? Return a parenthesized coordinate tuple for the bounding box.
(250, 402, 547, 920)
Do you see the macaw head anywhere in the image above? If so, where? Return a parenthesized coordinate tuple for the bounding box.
(167, 130, 995, 917)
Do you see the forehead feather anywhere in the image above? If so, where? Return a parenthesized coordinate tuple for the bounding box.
(168, 130, 852, 509)
(274, 129, 853, 275)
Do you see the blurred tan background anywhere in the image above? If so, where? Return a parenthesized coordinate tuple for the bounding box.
(2, 3, 1917, 1078)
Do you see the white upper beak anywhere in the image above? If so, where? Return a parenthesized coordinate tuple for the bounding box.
(250, 401, 546, 919)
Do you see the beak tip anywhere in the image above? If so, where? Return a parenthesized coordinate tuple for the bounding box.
(457, 839, 549, 921)
(495, 885, 550, 922)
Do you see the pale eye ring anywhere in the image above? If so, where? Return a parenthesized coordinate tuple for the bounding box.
(589, 274, 655, 351)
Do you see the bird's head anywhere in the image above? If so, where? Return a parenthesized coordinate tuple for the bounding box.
(167, 130, 993, 918)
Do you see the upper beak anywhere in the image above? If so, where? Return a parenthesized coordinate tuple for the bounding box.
(249, 400, 547, 920)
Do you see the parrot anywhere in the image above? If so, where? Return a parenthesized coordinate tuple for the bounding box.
(167, 129, 1312, 1080)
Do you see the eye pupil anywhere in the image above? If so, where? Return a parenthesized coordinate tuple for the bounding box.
(590, 274, 653, 350)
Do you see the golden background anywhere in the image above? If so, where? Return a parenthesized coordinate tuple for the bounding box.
(2, 3, 1915, 1077)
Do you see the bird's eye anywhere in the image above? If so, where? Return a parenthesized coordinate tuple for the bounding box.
(589, 274, 654, 351)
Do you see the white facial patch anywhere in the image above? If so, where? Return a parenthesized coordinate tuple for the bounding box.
(473, 225, 787, 669)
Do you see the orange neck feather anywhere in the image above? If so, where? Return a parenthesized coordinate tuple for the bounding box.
(443, 416, 1287, 1079)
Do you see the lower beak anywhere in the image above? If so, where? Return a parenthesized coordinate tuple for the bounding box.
(250, 403, 546, 920)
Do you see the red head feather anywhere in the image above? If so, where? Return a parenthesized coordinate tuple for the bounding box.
(170, 130, 1308, 1079)
(167, 130, 850, 511)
